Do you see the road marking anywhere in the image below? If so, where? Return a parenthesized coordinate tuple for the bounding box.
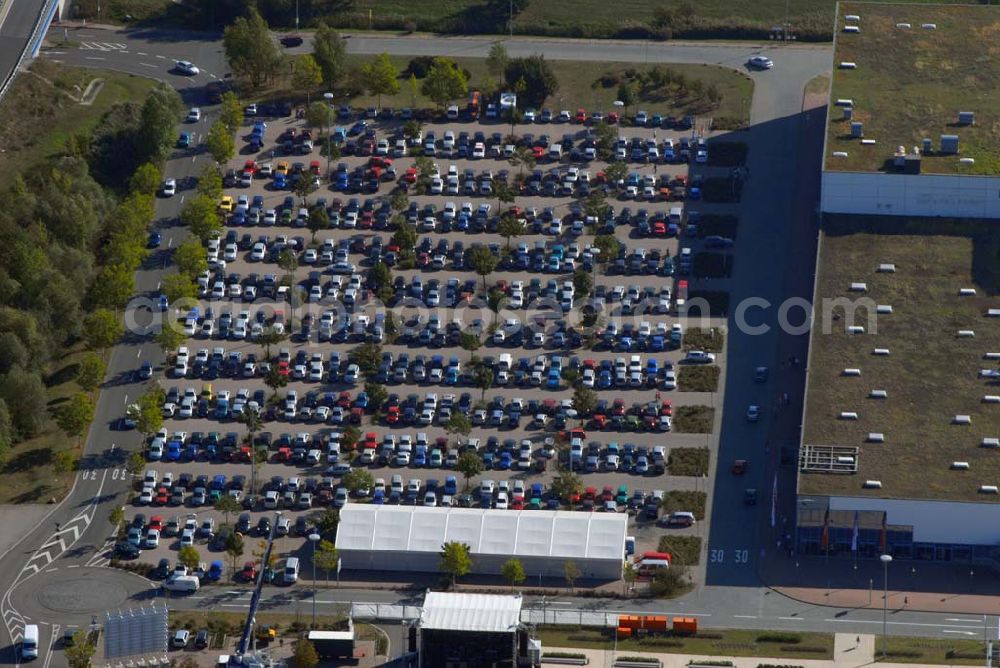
(137, 349, 141, 359)
(945, 618, 982, 623)
(220, 604, 250, 608)
(210, 73, 217, 79)
(137, 52, 148, 56)
(733, 615, 757, 619)
(67, 565, 79, 568)
(140, 63, 157, 69)
(167, 237, 173, 248)
(84, 57, 106, 61)
(778, 616, 804, 621)
(944, 630, 977, 636)
(123, 394, 129, 408)
(156, 54, 166, 59)
(44, 569, 56, 573)
(42, 624, 59, 668)
(180, 195, 185, 204)
(47, 51, 65, 55)
(824, 618, 982, 629)
(156, 281, 161, 291)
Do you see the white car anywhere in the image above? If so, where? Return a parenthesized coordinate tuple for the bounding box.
(186, 107, 201, 123)
(175, 60, 200, 76)
(748, 56, 774, 70)
(161, 178, 176, 197)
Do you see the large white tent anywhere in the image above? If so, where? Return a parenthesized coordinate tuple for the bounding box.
(336, 505, 628, 580)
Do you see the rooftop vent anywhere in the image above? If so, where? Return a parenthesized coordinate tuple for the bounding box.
(843, 107, 854, 121)
(848, 325, 865, 334)
(987, 309, 1000, 317)
(958, 330, 975, 338)
(985, 353, 1000, 360)
(861, 139, 877, 145)
(839, 62, 858, 69)
(864, 480, 882, 489)
(959, 288, 977, 296)
(832, 151, 849, 158)
(867, 433, 885, 443)
(960, 158, 976, 165)
(941, 134, 960, 154)
(840, 411, 859, 420)
(844, 25, 861, 33)
(876, 304, 893, 314)
(843, 368, 862, 376)
(984, 438, 1000, 448)
(870, 389, 888, 399)
(952, 462, 970, 470)
(896, 22, 911, 28)
(921, 23, 937, 29)
(984, 395, 1000, 404)
(980, 485, 998, 494)
(922, 138, 932, 154)
(877, 263, 896, 273)
(835, 98, 854, 107)
(845, 14, 861, 21)
(958, 111, 975, 125)
(954, 415, 972, 425)
(873, 348, 890, 356)
(850, 282, 867, 292)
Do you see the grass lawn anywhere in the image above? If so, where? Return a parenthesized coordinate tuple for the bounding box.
(0, 60, 159, 187)
(683, 327, 726, 352)
(881, 636, 987, 665)
(673, 406, 715, 434)
(536, 626, 833, 659)
(662, 490, 706, 520)
(667, 447, 709, 476)
(678, 365, 720, 392)
(0, 347, 97, 504)
(802, 218, 1000, 501)
(657, 535, 703, 566)
(333, 55, 753, 124)
(828, 2, 1000, 174)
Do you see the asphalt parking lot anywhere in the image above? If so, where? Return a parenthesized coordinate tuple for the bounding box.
(133, 104, 732, 581)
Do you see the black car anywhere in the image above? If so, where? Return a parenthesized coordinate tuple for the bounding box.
(154, 558, 171, 579)
(195, 629, 210, 649)
(280, 35, 304, 47)
(256, 517, 271, 536)
(114, 541, 140, 560)
(237, 513, 251, 535)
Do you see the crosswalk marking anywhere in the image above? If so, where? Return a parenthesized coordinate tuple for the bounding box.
(79, 42, 128, 51)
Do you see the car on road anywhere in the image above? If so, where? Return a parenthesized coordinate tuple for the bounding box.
(280, 35, 304, 47)
(186, 107, 202, 123)
(175, 61, 200, 76)
(746, 405, 760, 422)
(747, 56, 774, 70)
(754, 366, 769, 383)
(161, 178, 176, 197)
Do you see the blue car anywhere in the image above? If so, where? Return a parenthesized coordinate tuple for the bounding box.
(414, 445, 427, 467)
(348, 121, 368, 136)
(497, 452, 512, 470)
(273, 173, 288, 189)
(598, 370, 613, 388)
(166, 441, 181, 461)
(147, 232, 161, 248)
(373, 489, 384, 504)
(444, 476, 458, 496)
(546, 369, 561, 388)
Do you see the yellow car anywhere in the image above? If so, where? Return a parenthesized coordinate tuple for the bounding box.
(275, 161, 290, 176)
(219, 195, 235, 212)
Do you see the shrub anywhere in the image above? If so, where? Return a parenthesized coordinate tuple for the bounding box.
(678, 365, 720, 392)
(756, 633, 801, 644)
(673, 405, 714, 433)
(667, 447, 709, 476)
(657, 535, 702, 565)
(617, 658, 659, 664)
(404, 56, 436, 79)
(542, 652, 587, 659)
(782, 646, 830, 655)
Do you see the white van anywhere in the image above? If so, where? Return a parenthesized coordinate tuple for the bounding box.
(283, 557, 300, 584)
(162, 575, 200, 593)
(22, 624, 38, 660)
(668, 207, 683, 225)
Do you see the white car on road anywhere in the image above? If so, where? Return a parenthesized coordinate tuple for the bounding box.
(175, 60, 200, 76)
(747, 56, 774, 70)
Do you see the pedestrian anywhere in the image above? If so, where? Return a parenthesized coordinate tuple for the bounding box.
(904, 596, 908, 606)
(856, 636, 860, 645)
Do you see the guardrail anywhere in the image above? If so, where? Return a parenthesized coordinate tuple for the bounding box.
(0, 0, 58, 102)
(349, 601, 620, 628)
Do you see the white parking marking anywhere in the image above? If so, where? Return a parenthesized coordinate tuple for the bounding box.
(155, 54, 166, 59)
(123, 395, 129, 409)
(167, 238, 173, 248)
(84, 57, 106, 61)
(137, 52, 148, 56)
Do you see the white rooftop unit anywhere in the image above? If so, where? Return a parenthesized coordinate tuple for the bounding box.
(842, 368, 862, 376)
(867, 433, 885, 443)
(876, 304, 893, 314)
(980, 485, 998, 494)
(864, 480, 882, 489)
(953, 415, 972, 425)
(958, 330, 975, 338)
(983, 438, 1000, 448)
(420, 592, 522, 633)
(870, 389, 888, 398)
(951, 462, 970, 470)
(877, 263, 896, 273)
(850, 282, 868, 292)
(840, 411, 859, 420)
(959, 288, 977, 296)
(839, 62, 858, 69)
(986, 309, 1000, 318)
(843, 25, 860, 33)
(873, 348, 890, 356)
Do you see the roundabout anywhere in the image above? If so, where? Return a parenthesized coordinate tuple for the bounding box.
(9, 567, 156, 625)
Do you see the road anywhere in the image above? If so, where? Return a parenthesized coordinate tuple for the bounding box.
(8, 23, 977, 668)
(0, 0, 48, 95)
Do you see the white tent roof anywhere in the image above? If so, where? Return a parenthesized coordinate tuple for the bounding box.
(335, 506, 627, 561)
(421, 592, 522, 632)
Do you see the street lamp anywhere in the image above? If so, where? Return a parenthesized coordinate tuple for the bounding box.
(880, 554, 892, 658)
(612, 100, 624, 140)
(323, 92, 335, 176)
(309, 533, 321, 628)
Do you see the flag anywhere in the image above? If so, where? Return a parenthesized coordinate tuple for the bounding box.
(880, 512, 887, 553)
(770, 472, 778, 528)
(851, 511, 859, 552)
(820, 507, 830, 551)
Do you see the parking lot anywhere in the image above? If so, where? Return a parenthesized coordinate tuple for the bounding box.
(130, 98, 734, 582)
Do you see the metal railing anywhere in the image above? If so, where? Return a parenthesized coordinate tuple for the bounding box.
(349, 602, 619, 628)
(0, 0, 58, 102)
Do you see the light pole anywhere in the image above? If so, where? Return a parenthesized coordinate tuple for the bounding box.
(880, 553, 892, 658)
(309, 533, 321, 628)
(295, 0, 300, 31)
(612, 100, 624, 140)
(323, 92, 335, 176)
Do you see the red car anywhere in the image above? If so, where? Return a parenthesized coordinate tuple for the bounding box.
(611, 399, 626, 416)
(652, 222, 667, 236)
(575, 109, 587, 123)
(337, 392, 352, 409)
(243, 160, 259, 175)
(238, 562, 257, 582)
(148, 515, 164, 532)
(660, 400, 673, 416)
(403, 167, 417, 184)
(277, 360, 290, 377)
(607, 112, 620, 124)
(386, 406, 400, 424)
(154, 487, 169, 505)
(591, 414, 608, 430)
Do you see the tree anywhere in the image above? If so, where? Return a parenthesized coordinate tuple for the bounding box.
(364, 382, 388, 412)
(129, 162, 162, 196)
(402, 120, 422, 142)
(312, 23, 347, 89)
(456, 452, 484, 492)
(225, 530, 245, 575)
(307, 205, 329, 242)
(161, 273, 197, 304)
(341, 424, 361, 452)
(206, 120, 235, 165)
(264, 364, 289, 399)
(292, 55, 323, 100)
(497, 211, 525, 250)
(650, 564, 689, 598)
(108, 505, 125, 532)
(342, 468, 374, 496)
(219, 91, 243, 134)
(76, 353, 106, 392)
(293, 639, 319, 668)
(421, 57, 468, 109)
(592, 234, 622, 266)
(181, 194, 223, 241)
(313, 539, 339, 583)
(617, 81, 637, 115)
(494, 180, 516, 218)
(178, 545, 201, 571)
(126, 451, 145, 475)
(408, 73, 419, 107)
(350, 343, 382, 378)
(305, 101, 332, 132)
(583, 190, 607, 223)
(572, 386, 597, 419)
(389, 188, 409, 215)
(278, 248, 299, 282)
(137, 89, 182, 164)
(572, 269, 593, 300)
(369, 261, 393, 302)
(83, 309, 122, 351)
(440, 541, 473, 587)
(564, 560, 581, 591)
(238, 408, 262, 446)
(501, 557, 526, 590)
(223, 9, 282, 87)
(214, 494, 242, 526)
(54, 450, 77, 474)
(257, 327, 288, 360)
(310, 508, 340, 540)
(91, 263, 135, 309)
(509, 145, 535, 176)
(362, 53, 399, 108)
(551, 471, 583, 502)
(197, 164, 224, 200)
(471, 361, 493, 401)
(623, 562, 638, 594)
(293, 175, 315, 206)
(505, 56, 558, 109)
(156, 325, 185, 356)
(459, 332, 481, 360)
(174, 238, 209, 278)
(486, 42, 509, 87)
(446, 412, 472, 441)
(604, 161, 628, 188)
(65, 631, 96, 668)
(128, 387, 164, 440)
(467, 245, 499, 290)
(0, 368, 48, 439)
(391, 222, 417, 252)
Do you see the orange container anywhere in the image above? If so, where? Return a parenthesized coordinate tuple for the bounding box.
(619, 615, 641, 629)
(616, 627, 633, 639)
(672, 617, 698, 634)
(647, 616, 668, 631)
